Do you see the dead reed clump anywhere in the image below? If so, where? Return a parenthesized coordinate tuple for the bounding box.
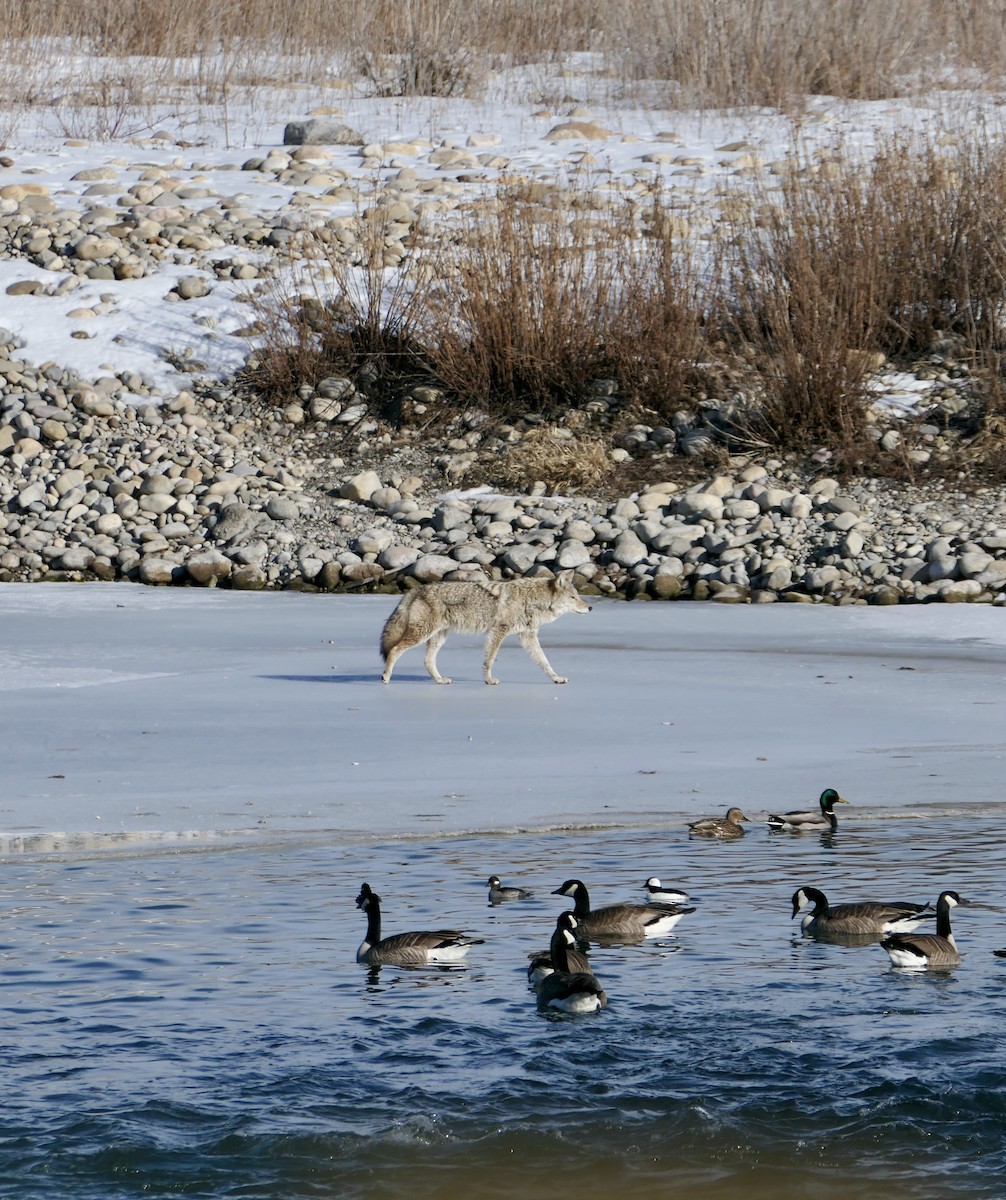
(247, 206, 448, 418)
(430, 180, 709, 426)
(247, 125, 1006, 480)
(430, 182, 627, 419)
(493, 426, 611, 494)
(719, 153, 889, 465)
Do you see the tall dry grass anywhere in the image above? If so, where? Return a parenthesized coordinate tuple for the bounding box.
(2, 0, 1006, 113)
(403, 179, 708, 424)
(248, 129, 1006, 478)
(721, 132, 1006, 465)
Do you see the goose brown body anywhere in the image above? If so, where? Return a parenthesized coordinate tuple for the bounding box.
(553, 878, 694, 939)
(534, 918, 607, 1013)
(792, 886, 931, 937)
(527, 911, 591, 984)
(355, 882, 484, 966)
(881, 890, 964, 969)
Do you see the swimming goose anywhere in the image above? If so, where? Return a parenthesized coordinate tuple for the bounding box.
(792, 886, 932, 937)
(355, 882, 484, 966)
(553, 878, 695, 939)
(527, 910, 592, 985)
(767, 788, 848, 831)
(642, 877, 690, 905)
(487, 875, 533, 904)
(688, 806, 751, 838)
(880, 890, 966, 969)
(534, 923, 608, 1013)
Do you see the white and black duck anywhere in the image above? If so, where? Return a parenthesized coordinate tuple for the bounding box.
(880, 890, 966, 970)
(553, 878, 694, 939)
(767, 788, 848, 831)
(792, 886, 932, 937)
(487, 875, 533, 904)
(355, 882, 484, 966)
(642, 877, 690, 905)
(687, 806, 751, 838)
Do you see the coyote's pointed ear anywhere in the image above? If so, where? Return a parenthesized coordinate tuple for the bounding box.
(554, 569, 573, 589)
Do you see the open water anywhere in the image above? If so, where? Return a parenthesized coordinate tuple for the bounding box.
(2, 807, 1005, 1199)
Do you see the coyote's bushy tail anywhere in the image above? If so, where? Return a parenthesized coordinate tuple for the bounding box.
(380, 593, 414, 662)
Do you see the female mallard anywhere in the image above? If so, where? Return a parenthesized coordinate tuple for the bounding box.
(792, 886, 931, 937)
(534, 919, 607, 1013)
(553, 878, 694, 939)
(355, 882, 484, 966)
(768, 788, 847, 832)
(487, 875, 533, 904)
(527, 910, 592, 986)
(880, 890, 966, 969)
(687, 807, 751, 838)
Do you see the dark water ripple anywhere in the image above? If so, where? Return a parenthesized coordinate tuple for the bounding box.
(1, 812, 1005, 1198)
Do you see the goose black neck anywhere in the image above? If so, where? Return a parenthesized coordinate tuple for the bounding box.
(364, 897, 381, 944)
(550, 926, 572, 972)
(936, 898, 954, 938)
(570, 886, 591, 919)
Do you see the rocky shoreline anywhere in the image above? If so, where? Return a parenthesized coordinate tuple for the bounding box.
(0, 114, 1004, 605)
(1, 330, 1004, 605)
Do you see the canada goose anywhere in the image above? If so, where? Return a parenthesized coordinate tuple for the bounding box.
(553, 878, 695, 939)
(688, 806, 751, 838)
(642, 877, 690, 905)
(355, 882, 484, 966)
(527, 910, 592, 985)
(534, 924, 608, 1013)
(881, 890, 966, 969)
(767, 788, 847, 831)
(792, 886, 932, 937)
(487, 875, 533, 904)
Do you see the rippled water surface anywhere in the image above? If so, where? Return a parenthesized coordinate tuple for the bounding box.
(3, 811, 1005, 1199)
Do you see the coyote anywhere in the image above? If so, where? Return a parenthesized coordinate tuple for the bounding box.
(380, 570, 591, 685)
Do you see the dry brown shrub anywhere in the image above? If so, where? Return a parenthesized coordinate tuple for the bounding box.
(493, 427, 610, 494)
(867, 136, 1006, 361)
(713, 128, 1006, 472)
(430, 180, 709, 424)
(431, 182, 626, 417)
(247, 124, 1006, 479)
(247, 207, 446, 411)
(719, 155, 888, 460)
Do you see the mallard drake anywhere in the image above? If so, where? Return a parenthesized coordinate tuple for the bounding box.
(642, 877, 690, 905)
(355, 882, 484, 966)
(767, 788, 847, 831)
(527, 910, 592, 985)
(792, 886, 931, 937)
(553, 878, 694, 939)
(487, 875, 533, 904)
(880, 890, 966, 969)
(534, 921, 607, 1013)
(687, 806, 751, 838)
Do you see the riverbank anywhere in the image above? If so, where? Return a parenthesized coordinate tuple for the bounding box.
(1, 356, 1004, 603)
(0, 81, 1004, 602)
